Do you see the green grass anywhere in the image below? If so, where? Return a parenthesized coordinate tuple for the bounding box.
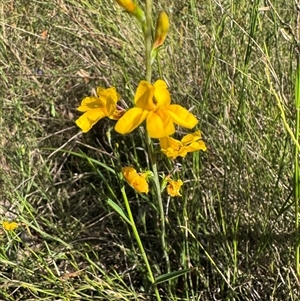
(1, 0, 299, 300)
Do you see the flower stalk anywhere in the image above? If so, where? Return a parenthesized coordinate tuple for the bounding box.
(295, 56, 300, 277)
(144, 0, 170, 276)
(145, 0, 153, 82)
(120, 185, 160, 299)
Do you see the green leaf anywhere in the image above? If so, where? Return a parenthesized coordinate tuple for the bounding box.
(107, 199, 131, 225)
(153, 268, 194, 285)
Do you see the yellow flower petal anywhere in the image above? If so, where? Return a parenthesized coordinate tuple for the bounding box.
(181, 130, 202, 144)
(97, 87, 119, 102)
(182, 131, 207, 152)
(122, 166, 136, 176)
(159, 136, 170, 150)
(105, 100, 119, 117)
(2, 221, 18, 231)
(163, 147, 187, 160)
(77, 96, 106, 112)
(185, 140, 207, 153)
(153, 80, 171, 108)
(146, 111, 175, 138)
(160, 131, 206, 159)
(76, 109, 107, 133)
(167, 179, 183, 197)
(76, 86, 121, 132)
(161, 136, 178, 149)
(160, 136, 186, 159)
(167, 105, 198, 129)
(115, 79, 196, 137)
(130, 176, 149, 194)
(109, 109, 126, 120)
(122, 167, 149, 194)
(122, 167, 137, 183)
(115, 108, 149, 134)
(135, 81, 155, 110)
(135, 80, 171, 111)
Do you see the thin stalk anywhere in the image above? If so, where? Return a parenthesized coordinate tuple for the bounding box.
(295, 57, 300, 277)
(144, 0, 170, 275)
(232, 218, 239, 285)
(145, 0, 152, 82)
(147, 134, 170, 274)
(121, 186, 161, 301)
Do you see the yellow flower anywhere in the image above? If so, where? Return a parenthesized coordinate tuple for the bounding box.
(167, 179, 183, 197)
(115, 80, 198, 138)
(2, 221, 18, 231)
(76, 87, 123, 133)
(115, 0, 137, 13)
(122, 167, 149, 194)
(160, 131, 207, 160)
(153, 11, 170, 49)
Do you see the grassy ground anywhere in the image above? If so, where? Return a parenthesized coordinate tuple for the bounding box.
(1, 0, 299, 300)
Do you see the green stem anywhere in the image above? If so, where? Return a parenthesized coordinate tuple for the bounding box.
(295, 57, 300, 277)
(145, 0, 152, 82)
(144, 0, 170, 275)
(121, 186, 161, 301)
(147, 134, 170, 274)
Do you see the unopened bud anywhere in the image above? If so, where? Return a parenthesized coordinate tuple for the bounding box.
(115, 0, 136, 13)
(115, 0, 145, 24)
(153, 11, 170, 49)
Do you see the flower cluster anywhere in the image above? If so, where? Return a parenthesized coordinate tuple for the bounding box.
(72, 3, 209, 297)
(75, 79, 202, 139)
(75, 79, 206, 194)
(75, 1, 207, 196)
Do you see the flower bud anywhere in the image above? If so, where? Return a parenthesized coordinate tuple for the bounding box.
(115, 0, 145, 25)
(122, 167, 149, 194)
(153, 11, 170, 49)
(115, 0, 137, 14)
